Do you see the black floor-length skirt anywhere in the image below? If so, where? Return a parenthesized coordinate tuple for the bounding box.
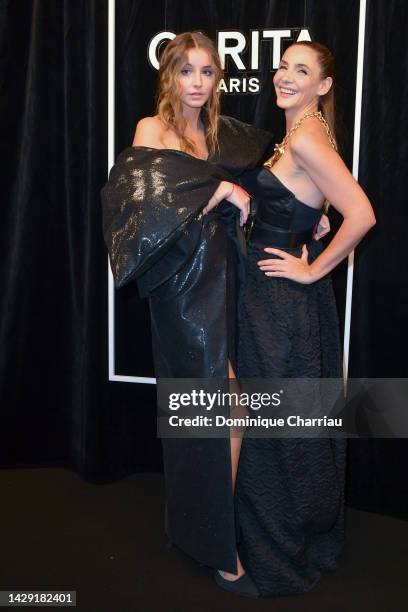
(236, 239, 347, 596)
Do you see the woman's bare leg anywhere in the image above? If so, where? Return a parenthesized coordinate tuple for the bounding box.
(228, 360, 245, 493)
(218, 360, 246, 580)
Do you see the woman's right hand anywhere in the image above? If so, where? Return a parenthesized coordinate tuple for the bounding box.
(203, 181, 250, 226)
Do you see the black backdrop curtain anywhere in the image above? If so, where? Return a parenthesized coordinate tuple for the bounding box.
(347, 0, 408, 518)
(0, 0, 160, 479)
(0, 0, 407, 517)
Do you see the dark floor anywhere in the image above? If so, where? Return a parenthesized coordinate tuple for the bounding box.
(0, 468, 407, 612)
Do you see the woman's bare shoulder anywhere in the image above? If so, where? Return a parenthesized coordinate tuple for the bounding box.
(289, 117, 339, 169)
(290, 117, 333, 151)
(132, 115, 166, 147)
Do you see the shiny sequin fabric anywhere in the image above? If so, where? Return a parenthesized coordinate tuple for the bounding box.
(100, 116, 275, 573)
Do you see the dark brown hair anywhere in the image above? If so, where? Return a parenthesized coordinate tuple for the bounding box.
(291, 41, 337, 144)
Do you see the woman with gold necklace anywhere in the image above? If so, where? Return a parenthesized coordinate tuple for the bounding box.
(234, 42, 376, 596)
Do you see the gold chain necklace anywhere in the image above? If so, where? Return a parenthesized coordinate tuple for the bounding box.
(264, 110, 337, 169)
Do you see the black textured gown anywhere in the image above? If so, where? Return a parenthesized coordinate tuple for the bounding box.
(236, 166, 346, 596)
(100, 116, 274, 574)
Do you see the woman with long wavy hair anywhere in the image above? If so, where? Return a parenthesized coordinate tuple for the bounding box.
(101, 31, 275, 597)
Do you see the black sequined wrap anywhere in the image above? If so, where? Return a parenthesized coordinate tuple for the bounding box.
(100, 116, 274, 573)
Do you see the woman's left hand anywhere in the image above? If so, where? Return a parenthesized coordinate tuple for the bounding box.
(258, 244, 316, 284)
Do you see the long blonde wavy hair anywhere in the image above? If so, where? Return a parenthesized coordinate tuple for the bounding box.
(156, 32, 223, 157)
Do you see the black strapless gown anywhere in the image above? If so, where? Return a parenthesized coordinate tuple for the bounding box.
(235, 167, 346, 597)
